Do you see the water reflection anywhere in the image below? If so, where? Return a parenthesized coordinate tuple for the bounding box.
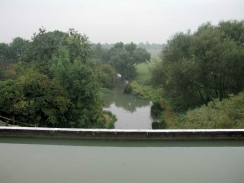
(103, 78, 150, 113)
(102, 77, 152, 129)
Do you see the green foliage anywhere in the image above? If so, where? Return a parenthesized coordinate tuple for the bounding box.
(8, 37, 29, 63)
(92, 43, 110, 64)
(0, 28, 111, 129)
(152, 121, 166, 129)
(50, 46, 71, 88)
(107, 42, 151, 80)
(130, 81, 157, 100)
(0, 68, 72, 127)
(151, 20, 244, 111)
(98, 64, 115, 88)
(124, 83, 133, 94)
(0, 43, 10, 63)
(61, 61, 106, 128)
(171, 92, 244, 129)
(66, 29, 93, 64)
(20, 28, 68, 75)
(103, 111, 117, 129)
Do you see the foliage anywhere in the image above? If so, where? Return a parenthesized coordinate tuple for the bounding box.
(107, 42, 151, 80)
(92, 43, 110, 64)
(0, 68, 72, 127)
(48, 37, 107, 128)
(63, 61, 106, 128)
(50, 46, 71, 88)
(171, 92, 244, 129)
(8, 37, 29, 63)
(66, 29, 93, 64)
(0, 38, 29, 63)
(98, 64, 115, 88)
(0, 43, 9, 62)
(152, 121, 166, 129)
(103, 111, 117, 129)
(151, 20, 244, 111)
(26, 28, 68, 63)
(0, 28, 111, 128)
(130, 81, 156, 100)
(20, 28, 68, 75)
(124, 83, 133, 94)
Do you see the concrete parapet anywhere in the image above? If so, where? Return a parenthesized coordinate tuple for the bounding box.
(1, 127, 244, 140)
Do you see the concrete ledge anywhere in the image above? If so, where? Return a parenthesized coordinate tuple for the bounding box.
(1, 127, 244, 140)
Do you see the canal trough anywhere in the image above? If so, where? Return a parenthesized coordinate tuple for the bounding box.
(1, 127, 244, 183)
(1, 127, 244, 140)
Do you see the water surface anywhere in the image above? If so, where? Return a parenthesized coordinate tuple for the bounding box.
(1, 138, 244, 183)
(102, 77, 152, 129)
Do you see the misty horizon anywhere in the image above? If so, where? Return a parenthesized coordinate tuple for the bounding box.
(1, 0, 244, 44)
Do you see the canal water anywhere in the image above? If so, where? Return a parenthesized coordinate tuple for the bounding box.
(1, 138, 244, 183)
(102, 77, 153, 129)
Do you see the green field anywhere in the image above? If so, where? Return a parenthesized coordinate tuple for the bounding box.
(135, 49, 160, 83)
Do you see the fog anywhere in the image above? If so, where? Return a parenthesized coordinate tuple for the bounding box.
(0, 0, 243, 44)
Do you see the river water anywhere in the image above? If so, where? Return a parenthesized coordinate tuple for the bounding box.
(102, 77, 153, 129)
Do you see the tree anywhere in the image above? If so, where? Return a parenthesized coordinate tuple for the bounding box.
(0, 43, 10, 62)
(8, 37, 29, 63)
(50, 46, 71, 88)
(218, 20, 244, 46)
(91, 43, 110, 64)
(98, 64, 115, 88)
(151, 20, 244, 111)
(0, 28, 110, 128)
(20, 28, 68, 75)
(49, 44, 107, 128)
(0, 67, 72, 127)
(64, 61, 106, 128)
(66, 28, 93, 64)
(108, 42, 150, 80)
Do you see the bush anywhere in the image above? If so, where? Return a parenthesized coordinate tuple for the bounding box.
(170, 92, 244, 129)
(124, 83, 133, 94)
(103, 111, 117, 129)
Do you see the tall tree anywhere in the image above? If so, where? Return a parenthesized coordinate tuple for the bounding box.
(66, 28, 92, 64)
(108, 42, 150, 80)
(151, 20, 244, 111)
(8, 37, 29, 63)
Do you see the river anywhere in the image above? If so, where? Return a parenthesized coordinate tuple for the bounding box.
(102, 77, 153, 129)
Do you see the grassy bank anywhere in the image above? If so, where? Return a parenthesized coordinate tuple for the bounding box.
(130, 50, 160, 100)
(130, 49, 178, 128)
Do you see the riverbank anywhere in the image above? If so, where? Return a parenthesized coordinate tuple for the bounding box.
(133, 61, 244, 130)
(131, 60, 177, 129)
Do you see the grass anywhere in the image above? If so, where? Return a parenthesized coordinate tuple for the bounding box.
(135, 49, 161, 84)
(135, 63, 151, 83)
(132, 50, 178, 128)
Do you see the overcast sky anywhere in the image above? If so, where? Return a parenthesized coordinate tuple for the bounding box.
(0, 0, 243, 44)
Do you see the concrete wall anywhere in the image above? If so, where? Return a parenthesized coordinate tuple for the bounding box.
(1, 127, 244, 140)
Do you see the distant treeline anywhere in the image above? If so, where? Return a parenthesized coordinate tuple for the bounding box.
(100, 42, 165, 50)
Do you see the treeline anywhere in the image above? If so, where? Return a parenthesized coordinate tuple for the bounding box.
(0, 28, 116, 128)
(0, 27, 152, 128)
(150, 20, 244, 128)
(92, 42, 151, 80)
(98, 42, 164, 50)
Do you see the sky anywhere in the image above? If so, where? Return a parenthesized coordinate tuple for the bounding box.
(0, 0, 243, 44)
